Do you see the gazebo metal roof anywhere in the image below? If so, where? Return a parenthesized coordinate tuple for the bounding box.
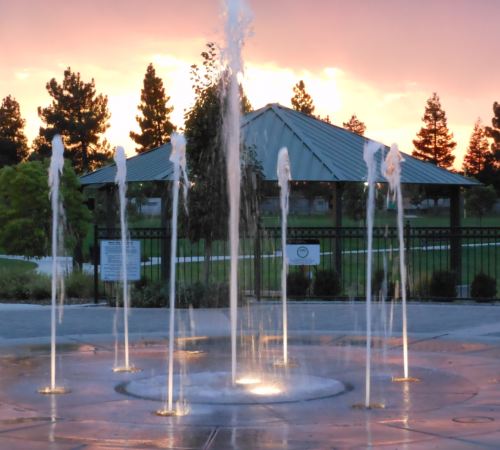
(79, 103, 479, 187)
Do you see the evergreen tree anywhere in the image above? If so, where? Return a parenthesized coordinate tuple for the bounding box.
(130, 63, 176, 154)
(239, 83, 253, 114)
(343, 113, 366, 136)
(412, 93, 456, 168)
(291, 80, 315, 115)
(0, 96, 29, 168)
(485, 101, 500, 154)
(480, 102, 500, 195)
(462, 118, 490, 176)
(35, 67, 112, 175)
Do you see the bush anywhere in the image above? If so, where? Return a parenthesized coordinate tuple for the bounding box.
(371, 268, 396, 298)
(0, 268, 35, 300)
(287, 271, 310, 296)
(134, 276, 149, 290)
(128, 281, 236, 309)
(27, 274, 51, 300)
(429, 270, 457, 298)
(413, 275, 431, 298)
(130, 282, 169, 308)
(470, 272, 497, 299)
(65, 271, 94, 299)
(313, 269, 341, 297)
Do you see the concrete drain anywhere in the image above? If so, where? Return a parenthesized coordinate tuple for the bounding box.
(452, 417, 494, 424)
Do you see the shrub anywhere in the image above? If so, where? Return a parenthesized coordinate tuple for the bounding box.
(429, 270, 457, 298)
(134, 276, 149, 290)
(65, 271, 94, 299)
(0, 268, 35, 299)
(313, 269, 341, 297)
(130, 282, 169, 308)
(470, 272, 497, 299)
(413, 275, 431, 298)
(127, 281, 237, 309)
(287, 271, 310, 296)
(371, 268, 396, 298)
(27, 274, 51, 300)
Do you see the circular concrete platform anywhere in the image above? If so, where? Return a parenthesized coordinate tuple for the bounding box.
(0, 331, 497, 449)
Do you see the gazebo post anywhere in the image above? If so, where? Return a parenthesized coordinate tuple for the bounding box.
(449, 185, 461, 284)
(160, 183, 172, 282)
(105, 185, 116, 229)
(331, 182, 343, 277)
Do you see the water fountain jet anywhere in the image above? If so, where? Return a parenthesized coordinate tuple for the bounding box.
(113, 146, 139, 373)
(382, 144, 420, 383)
(362, 140, 382, 408)
(157, 133, 190, 417)
(38, 134, 69, 395)
(221, 0, 253, 385)
(277, 147, 292, 366)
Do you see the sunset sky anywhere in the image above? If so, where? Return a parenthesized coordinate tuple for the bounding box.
(1, 0, 498, 168)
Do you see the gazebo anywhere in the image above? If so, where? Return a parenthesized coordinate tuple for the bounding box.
(79, 103, 478, 278)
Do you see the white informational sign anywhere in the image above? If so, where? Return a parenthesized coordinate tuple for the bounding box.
(100, 240, 141, 281)
(286, 244, 320, 266)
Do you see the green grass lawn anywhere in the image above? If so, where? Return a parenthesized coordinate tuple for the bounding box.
(0, 258, 38, 272)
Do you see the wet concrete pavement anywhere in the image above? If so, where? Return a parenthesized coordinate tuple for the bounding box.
(0, 303, 500, 448)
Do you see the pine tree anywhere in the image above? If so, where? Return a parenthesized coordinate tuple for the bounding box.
(462, 118, 490, 176)
(412, 93, 456, 168)
(130, 64, 176, 154)
(35, 67, 112, 175)
(485, 101, 500, 154)
(0, 96, 29, 168)
(481, 101, 500, 195)
(343, 114, 366, 136)
(239, 83, 253, 115)
(291, 80, 315, 115)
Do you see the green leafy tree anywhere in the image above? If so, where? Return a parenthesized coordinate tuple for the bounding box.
(462, 118, 490, 176)
(343, 114, 366, 136)
(464, 185, 497, 225)
(130, 64, 176, 154)
(343, 182, 384, 226)
(291, 80, 315, 115)
(412, 93, 456, 168)
(405, 184, 425, 211)
(35, 67, 113, 175)
(0, 160, 91, 258)
(183, 44, 263, 282)
(0, 96, 29, 168)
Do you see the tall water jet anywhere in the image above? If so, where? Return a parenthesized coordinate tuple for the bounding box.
(277, 147, 291, 365)
(48, 135, 65, 393)
(363, 140, 382, 407)
(221, 0, 253, 385)
(382, 144, 417, 382)
(166, 133, 189, 414)
(114, 146, 132, 371)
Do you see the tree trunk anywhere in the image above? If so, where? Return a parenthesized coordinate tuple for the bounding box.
(204, 240, 212, 284)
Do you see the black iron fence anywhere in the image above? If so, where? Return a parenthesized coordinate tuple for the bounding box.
(93, 222, 500, 302)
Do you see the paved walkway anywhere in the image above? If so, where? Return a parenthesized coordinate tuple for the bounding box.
(1, 302, 500, 343)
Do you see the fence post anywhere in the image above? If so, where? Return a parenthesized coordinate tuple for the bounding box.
(405, 220, 411, 300)
(94, 221, 99, 304)
(254, 218, 262, 301)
